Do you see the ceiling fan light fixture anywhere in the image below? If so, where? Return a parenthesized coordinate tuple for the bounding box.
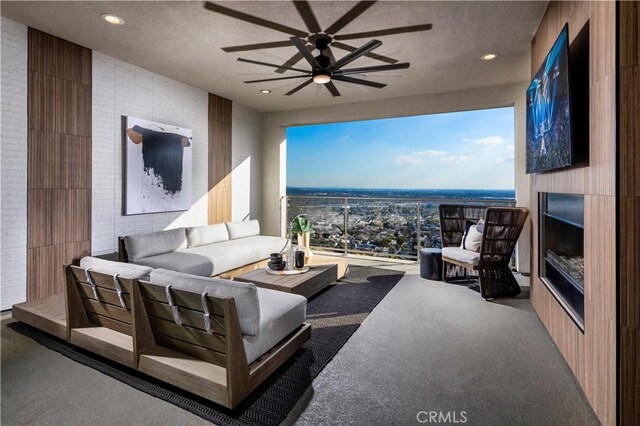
(101, 13, 125, 25)
(480, 53, 498, 61)
(313, 74, 331, 84)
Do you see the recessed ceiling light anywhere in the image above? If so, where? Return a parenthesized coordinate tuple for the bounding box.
(480, 53, 498, 61)
(260, 89, 271, 94)
(101, 14, 125, 25)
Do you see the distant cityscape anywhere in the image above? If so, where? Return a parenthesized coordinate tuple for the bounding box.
(286, 187, 516, 259)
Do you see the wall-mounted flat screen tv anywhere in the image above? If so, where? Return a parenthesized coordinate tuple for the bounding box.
(526, 24, 572, 174)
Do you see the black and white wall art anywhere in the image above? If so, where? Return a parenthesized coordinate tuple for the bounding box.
(123, 116, 192, 215)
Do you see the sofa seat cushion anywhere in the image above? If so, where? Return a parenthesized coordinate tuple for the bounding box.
(124, 228, 187, 261)
(149, 269, 260, 336)
(80, 256, 153, 280)
(243, 288, 307, 364)
(442, 247, 480, 267)
(132, 235, 288, 277)
(133, 251, 214, 277)
(180, 236, 288, 276)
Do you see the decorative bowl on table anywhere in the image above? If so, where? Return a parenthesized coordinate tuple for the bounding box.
(268, 261, 286, 271)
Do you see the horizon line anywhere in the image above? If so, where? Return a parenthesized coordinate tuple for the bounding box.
(286, 186, 515, 191)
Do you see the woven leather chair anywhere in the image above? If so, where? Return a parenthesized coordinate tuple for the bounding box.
(439, 205, 529, 299)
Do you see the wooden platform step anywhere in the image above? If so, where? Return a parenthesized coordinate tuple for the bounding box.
(12, 294, 67, 340)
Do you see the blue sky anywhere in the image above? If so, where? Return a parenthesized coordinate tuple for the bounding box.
(286, 107, 515, 190)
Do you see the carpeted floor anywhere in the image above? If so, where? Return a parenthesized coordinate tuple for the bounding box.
(2, 266, 404, 426)
(1, 262, 599, 425)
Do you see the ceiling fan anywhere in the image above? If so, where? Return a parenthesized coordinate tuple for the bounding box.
(237, 36, 410, 96)
(203, 1, 432, 72)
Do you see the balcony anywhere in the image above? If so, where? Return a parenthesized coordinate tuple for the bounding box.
(283, 195, 516, 261)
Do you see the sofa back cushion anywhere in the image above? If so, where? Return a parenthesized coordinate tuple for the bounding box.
(185, 223, 230, 248)
(226, 220, 260, 240)
(80, 256, 153, 281)
(149, 268, 260, 336)
(124, 228, 187, 261)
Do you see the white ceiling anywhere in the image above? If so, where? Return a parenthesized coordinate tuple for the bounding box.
(1, 1, 548, 112)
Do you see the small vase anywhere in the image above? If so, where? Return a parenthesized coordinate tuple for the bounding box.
(286, 242, 296, 271)
(298, 232, 314, 260)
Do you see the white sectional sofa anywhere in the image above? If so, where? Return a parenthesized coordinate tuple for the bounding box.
(121, 220, 288, 277)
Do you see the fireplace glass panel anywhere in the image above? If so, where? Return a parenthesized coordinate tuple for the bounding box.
(539, 193, 585, 330)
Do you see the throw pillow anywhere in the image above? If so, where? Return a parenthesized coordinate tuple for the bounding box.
(460, 220, 475, 249)
(465, 220, 484, 252)
(460, 219, 484, 252)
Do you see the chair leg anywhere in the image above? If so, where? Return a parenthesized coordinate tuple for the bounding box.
(443, 261, 466, 282)
(478, 265, 521, 299)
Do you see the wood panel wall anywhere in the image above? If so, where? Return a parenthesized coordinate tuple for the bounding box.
(207, 94, 232, 224)
(27, 29, 91, 300)
(618, 1, 640, 424)
(529, 2, 617, 425)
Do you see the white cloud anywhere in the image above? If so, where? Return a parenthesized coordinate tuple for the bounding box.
(440, 155, 474, 164)
(394, 149, 446, 165)
(506, 144, 514, 150)
(395, 155, 423, 164)
(468, 136, 503, 148)
(413, 149, 446, 156)
(495, 156, 515, 164)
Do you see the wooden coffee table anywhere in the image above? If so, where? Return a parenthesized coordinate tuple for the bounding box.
(234, 264, 338, 299)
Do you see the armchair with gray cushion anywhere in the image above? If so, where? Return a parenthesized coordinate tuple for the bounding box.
(438, 205, 529, 299)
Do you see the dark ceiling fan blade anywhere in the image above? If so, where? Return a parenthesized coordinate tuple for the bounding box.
(204, 2, 307, 37)
(325, 81, 341, 97)
(334, 24, 433, 40)
(294, 1, 322, 33)
(237, 58, 309, 73)
(334, 62, 410, 76)
(290, 37, 321, 69)
(222, 40, 294, 52)
(274, 51, 305, 73)
(285, 78, 314, 95)
(244, 75, 310, 83)
(333, 75, 386, 88)
(324, 1, 376, 35)
(330, 39, 382, 70)
(331, 41, 398, 64)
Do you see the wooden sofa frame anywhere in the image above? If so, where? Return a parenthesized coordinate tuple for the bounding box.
(64, 264, 311, 409)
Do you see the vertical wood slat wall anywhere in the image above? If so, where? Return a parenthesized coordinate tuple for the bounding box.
(27, 29, 91, 300)
(618, 1, 640, 424)
(208, 94, 232, 224)
(529, 2, 617, 425)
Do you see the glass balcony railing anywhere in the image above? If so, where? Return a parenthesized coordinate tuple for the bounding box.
(282, 195, 516, 261)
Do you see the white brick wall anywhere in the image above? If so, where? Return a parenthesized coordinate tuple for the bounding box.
(1, 18, 28, 310)
(0, 29, 264, 306)
(232, 103, 263, 223)
(91, 52, 209, 255)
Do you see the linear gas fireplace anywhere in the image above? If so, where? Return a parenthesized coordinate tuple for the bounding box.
(539, 193, 585, 330)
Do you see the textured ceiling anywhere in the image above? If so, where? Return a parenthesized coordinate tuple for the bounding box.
(1, 1, 548, 112)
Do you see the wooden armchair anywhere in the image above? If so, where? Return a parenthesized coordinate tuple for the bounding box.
(439, 205, 529, 299)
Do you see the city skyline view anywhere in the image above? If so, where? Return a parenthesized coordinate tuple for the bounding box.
(286, 107, 516, 190)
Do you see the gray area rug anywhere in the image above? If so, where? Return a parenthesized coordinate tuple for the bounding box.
(9, 265, 404, 426)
